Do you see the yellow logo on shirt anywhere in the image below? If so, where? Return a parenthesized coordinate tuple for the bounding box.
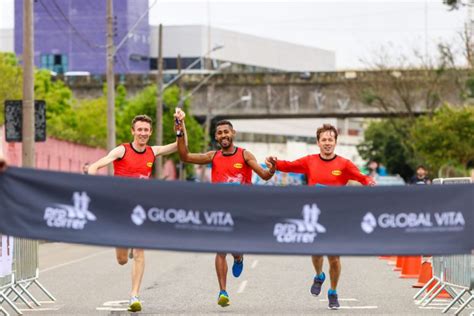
(147, 162, 153, 168)
(332, 170, 342, 176)
(233, 163, 243, 169)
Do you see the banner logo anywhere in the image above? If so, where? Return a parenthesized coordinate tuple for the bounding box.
(131, 205, 234, 232)
(361, 212, 377, 234)
(273, 203, 326, 243)
(361, 211, 465, 234)
(44, 192, 96, 230)
(131, 205, 147, 226)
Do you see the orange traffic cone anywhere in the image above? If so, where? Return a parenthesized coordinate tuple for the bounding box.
(393, 256, 404, 271)
(426, 282, 452, 299)
(436, 289, 452, 299)
(412, 261, 432, 288)
(400, 256, 422, 278)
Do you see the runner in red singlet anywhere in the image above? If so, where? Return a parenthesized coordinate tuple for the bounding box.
(88, 111, 185, 312)
(266, 124, 375, 310)
(174, 116, 276, 308)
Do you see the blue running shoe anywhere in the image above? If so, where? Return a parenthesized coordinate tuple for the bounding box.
(310, 272, 325, 296)
(328, 292, 340, 310)
(217, 290, 230, 307)
(232, 256, 244, 278)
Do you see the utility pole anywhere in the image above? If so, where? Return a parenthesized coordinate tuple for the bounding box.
(468, 0, 474, 67)
(200, 84, 214, 182)
(176, 54, 186, 181)
(106, 0, 115, 175)
(206, 0, 212, 70)
(155, 24, 163, 178)
(22, 0, 34, 168)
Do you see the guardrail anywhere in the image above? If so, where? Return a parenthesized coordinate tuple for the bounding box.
(413, 177, 473, 315)
(0, 238, 55, 315)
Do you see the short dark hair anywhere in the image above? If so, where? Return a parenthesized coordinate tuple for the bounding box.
(131, 115, 153, 129)
(416, 165, 426, 171)
(215, 120, 233, 129)
(316, 124, 338, 141)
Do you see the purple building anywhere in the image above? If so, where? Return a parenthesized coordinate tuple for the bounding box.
(15, 0, 150, 74)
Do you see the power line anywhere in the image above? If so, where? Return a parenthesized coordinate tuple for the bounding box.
(50, 0, 103, 50)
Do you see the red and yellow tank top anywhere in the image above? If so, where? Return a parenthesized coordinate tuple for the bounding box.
(113, 143, 155, 179)
(211, 147, 252, 184)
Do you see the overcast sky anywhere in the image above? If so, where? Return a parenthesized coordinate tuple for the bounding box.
(0, 0, 467, 69)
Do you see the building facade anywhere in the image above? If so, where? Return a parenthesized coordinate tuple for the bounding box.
(13, 1, 334, 75)
(150, 25, 335, 73)
(14, 0, 149, 74)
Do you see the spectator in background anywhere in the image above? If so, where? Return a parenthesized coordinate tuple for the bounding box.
(367, 160, 379, 178)
(410, 165, 431, 184)
(82, 162, 90, 175)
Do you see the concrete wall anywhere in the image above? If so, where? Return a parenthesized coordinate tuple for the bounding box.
(65, 70, 462, 118)
(1, 127, 107, 174)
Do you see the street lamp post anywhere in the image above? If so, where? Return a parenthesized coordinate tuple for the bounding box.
(161, 44, 224, 93)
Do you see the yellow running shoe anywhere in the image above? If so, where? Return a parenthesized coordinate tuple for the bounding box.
(128, 296, 142, 312)
(217, 290, 230, 307)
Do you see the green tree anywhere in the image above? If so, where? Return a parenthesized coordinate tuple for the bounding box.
(411, 105, 474, 176)
(74, 97, 108, 147)
(0, 53, 22, 124)
(357, 119, 415, 180)
(117, 85, 205, 174)
(34, 70, 78, 141)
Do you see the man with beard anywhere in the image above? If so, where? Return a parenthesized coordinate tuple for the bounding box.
(88, 111, 185, 312)
(266, 124, 375, 310)
(175, 117, 276, 308)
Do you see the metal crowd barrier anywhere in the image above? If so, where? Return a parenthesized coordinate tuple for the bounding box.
(413, 177, 473, 315)
(0, 238, 55, 316)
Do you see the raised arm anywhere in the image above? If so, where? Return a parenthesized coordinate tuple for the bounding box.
(151, 108, 187, 157)
(245, 150, 275, 181)
(88, 146, 125, 175)
(175, 112, 215, 165)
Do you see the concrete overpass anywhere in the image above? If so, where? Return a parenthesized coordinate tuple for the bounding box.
(63, 70, 463, 119)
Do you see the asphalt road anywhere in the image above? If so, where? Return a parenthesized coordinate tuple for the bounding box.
(2, 243, 472, 315)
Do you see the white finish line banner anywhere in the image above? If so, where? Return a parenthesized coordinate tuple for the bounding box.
(0, 167, 473, 255)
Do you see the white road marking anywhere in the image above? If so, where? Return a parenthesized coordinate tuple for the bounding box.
(237, 280, 248, 294)
(41, 249, 111, 273)
(19, 306, 63, 312)
(337, 306, 378, 309)
(96, 307, 128, 311)
(319, 298, 358, 302)
(102, 300, 129, 307)
(419, 306, 454, 310)
(418, 302, 450, 306)
(97, 300, 137, 311)
(251, 260, 258, 269)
